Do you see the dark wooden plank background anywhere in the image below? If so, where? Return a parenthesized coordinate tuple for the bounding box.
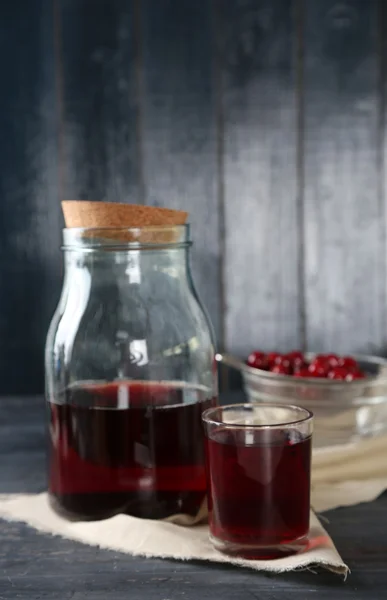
(2, 0, 387, 394)
(219, 0, 302, 355)
(0, 0, 61, 394)
(303, 0, 384, 354)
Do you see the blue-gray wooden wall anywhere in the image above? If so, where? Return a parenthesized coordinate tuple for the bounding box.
(1, 0, 386, 394)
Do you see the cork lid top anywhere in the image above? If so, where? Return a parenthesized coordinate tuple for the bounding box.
(61, 201, 189, 245)
(62, 201, 188, 228)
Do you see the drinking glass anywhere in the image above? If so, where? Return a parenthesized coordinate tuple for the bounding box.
(202, 403, 313, 559)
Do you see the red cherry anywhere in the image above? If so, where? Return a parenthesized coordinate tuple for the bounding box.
(276, 355, 291, 369)
(325, 354, 339, 368)
(346, 370, 366, 381)
(287, 350, 305, 367)
(327, 367, 348, 380)
(293, 361, 309, 374)
(247, 351, 269, 370)
(308, 366, 327, 378)
(312, 356, 328, 365)
(266, 352, 282, 368)
(271, 364, 290, 376)
(308, 358, 328, 378)
(294, 368, 312, 378)
(338, 356, 358, 371)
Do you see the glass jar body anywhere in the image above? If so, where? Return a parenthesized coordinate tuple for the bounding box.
(45, 228, 217, 521)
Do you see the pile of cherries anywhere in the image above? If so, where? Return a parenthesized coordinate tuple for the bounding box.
(246, 351, 366, 381)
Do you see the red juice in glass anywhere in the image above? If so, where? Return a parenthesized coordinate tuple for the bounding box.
(203, 404, 313, 559)
(48, 380, 216, 521)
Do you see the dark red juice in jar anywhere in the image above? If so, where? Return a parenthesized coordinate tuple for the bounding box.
(205, 428, 311, 558)
(48, 381, 216, 521)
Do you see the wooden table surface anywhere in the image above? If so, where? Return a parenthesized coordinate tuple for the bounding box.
(1, 396, 386, 599)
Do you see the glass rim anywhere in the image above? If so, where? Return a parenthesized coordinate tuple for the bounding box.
(62, 224, 191, 250)
(202, 402, 313, 429)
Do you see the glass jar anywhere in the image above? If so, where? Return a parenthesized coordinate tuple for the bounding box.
(45, 225, 218, 521)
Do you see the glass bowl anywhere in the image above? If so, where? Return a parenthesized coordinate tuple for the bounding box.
(217, 353, 387, 447)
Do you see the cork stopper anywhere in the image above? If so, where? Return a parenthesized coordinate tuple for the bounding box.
(62, 201, 188, 244)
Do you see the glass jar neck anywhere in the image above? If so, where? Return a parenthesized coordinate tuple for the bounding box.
(63, 246, 191, 280)
(62, 225, 190, 250)
(62, 225, 192, 281)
